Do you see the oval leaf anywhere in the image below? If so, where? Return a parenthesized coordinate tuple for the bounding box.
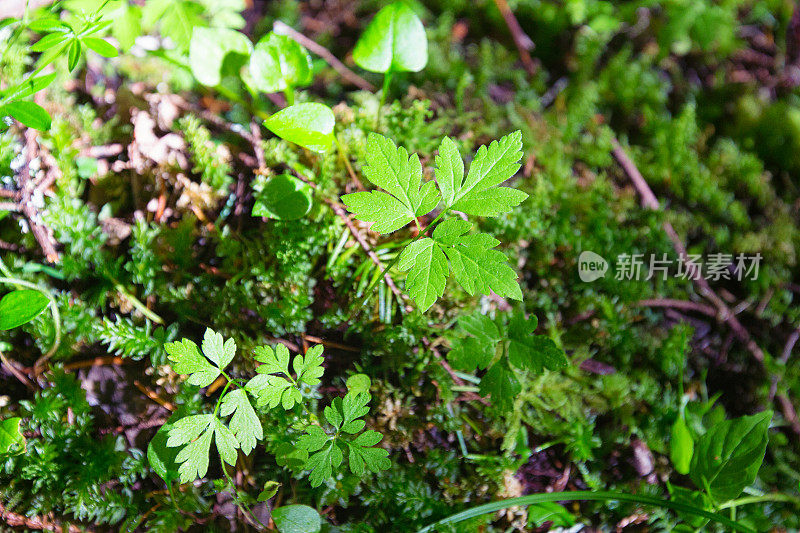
(272, 504, 321, 533)
(252, 174, 312, 220)
(353, 1, 427, 74)
(82, 36, 118, 58)
(0, 289, 50, 330)
(189, 27, 252, 87)
(1, 101, 52, 131)
(670, 416, 694, 475)
(264, 103, 335, 153)
(248, 32, 312, 93)
(0, 417, 25, 455)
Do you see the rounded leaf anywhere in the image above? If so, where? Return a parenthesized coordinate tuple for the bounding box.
(670, 417, 693, 475)
(272, 504, 321, 533)
(353, 2, 427, 74)
(0, 289, 49, 330)
(252, 174, 313, 220)
(147, 423, 181, 484)
(264, 103, 335, 153)
(189, 27, 252, 87)
(248, 32, 312, 93)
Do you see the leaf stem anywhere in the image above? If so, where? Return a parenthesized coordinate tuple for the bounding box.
(114, 282, 164, 324)
(717, 492, 800, 510)
(376, 70, 393, 127)
(415, 490, 755, 533)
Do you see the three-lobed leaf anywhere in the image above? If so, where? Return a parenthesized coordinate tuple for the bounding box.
(165, 328, 235, 387)
(353, 1, 427, 74)
(220, 389, 262, 455)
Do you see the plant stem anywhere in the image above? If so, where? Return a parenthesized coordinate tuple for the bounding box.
(376, 70, 393, 128)
(283, 87, 294, 106)
(415, 490, 755, 533)
(114, 282, 163, 324)
(717, 492, 800, 510)
(222, 465, 268, 530)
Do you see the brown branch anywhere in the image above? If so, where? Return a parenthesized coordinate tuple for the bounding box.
(637, 298, 717, 317)
(612, 138, 764, 362)
(0, 500, 87, 533)
(17, 128, 60, 263)
(493, 0, 537, 76)
(273, 21, 376, 91)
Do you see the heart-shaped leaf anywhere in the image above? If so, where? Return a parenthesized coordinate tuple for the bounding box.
(264, 103, 335, 153)
(248, 32, 312, 94)
(252, 174, 313, 220)
(353, 1, 427, 74)
(189, 27, 252, 87)
(0, 289, 50, 330)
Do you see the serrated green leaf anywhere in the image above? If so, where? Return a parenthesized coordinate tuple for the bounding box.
(248, 32, 312, 93)
(165, 338, 221, 387)
(347, 431, 390, 477)
(264, 103, 335, 153)
(690, 411, 772, 501)
(254, 343, 290, 374)
(480, 359, 521, 413)
(214, 417, 239, 467)
(448, 311, 500, 372)
(247, 374, 292, 409)
(304, 441, 342, 487)
(432, 218, 523, 301)
(352, 1, 427, 74)
(507, 311, 568, 373)
(202, 328, 236, 371)
(447, 130, 527, 216)
(272, 504, 321, 533)
(220, 389, 262, 455)
(397, 238, 447, 312)
(147, 422, 180, 484)
(297, 425, 330, 453)
(167, 414, 215, 483)
(346, 374, 371, 394)
(342, 133, 438, 234)
(0, 289, 50, 330)
(434, 136, 464, 207)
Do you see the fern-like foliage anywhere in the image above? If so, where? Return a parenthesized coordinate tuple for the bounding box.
(95, 316, 176, 364)
(342, 131, 528, 311)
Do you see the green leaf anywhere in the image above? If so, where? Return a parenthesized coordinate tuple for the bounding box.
(304, 441, 342, 487)
(0, 417, 25, 455)
(447, 310, 500, 372)
(445, 131, 528, 216)
(67, 39, 81, 71)
(528, 502, 576, 528)
(252, 174, 312, 220)
(506, 310, 568, 373)
(353, 1, 427, 74)
(147, 422, 181, 483)
(220, 389, 262, 455)
(480, 359, 521, 413)
(213, 417, 239, 467)
(294, 344, 324, 387)
(189, 27, 252, 87)
(201, 328, 236, 371)
(272, 504, 322, 533)
(248, 32, 312, 93)
(166, 414, 215, 483)
(690, 411, 772, 501)
(111, 1, 142, 51)
(432, 218, 523, 302)
(397, 238, 447, 312)
(1, 73, 57, 103)
(0, 289, 49, 330)
(31, 31, 70, 52)
(28, 18, 70, 32)
(81, 36, 118, 57)
(143, 0, 204, 51)
(257, 480, 280, 502)
(1, 101, 52, 131)
(346, 374, 371, 394)
(671, 416, 694, 475)
(264, 103, 335, 153)
(245, 343, 323, 410)
(165, 338, 221, 387)
(346, 430, 390, 476)
(342, 133, 438, 234)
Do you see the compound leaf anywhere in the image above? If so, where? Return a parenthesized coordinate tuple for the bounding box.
(507, 311, 568, 373)
(220, 389, 262, 455)
(397, 238, 447, 312)
(248, 32, 312, 93)
(165, 338, 221, 387)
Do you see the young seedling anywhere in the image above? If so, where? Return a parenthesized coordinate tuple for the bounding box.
(248, 32, 313, 105)
(264, 102, 335, 153)
(189, 27, 252, 87)
(252, 173, 313, 220)
(352, 1, 428, 122)
(342, 131, 528, 312)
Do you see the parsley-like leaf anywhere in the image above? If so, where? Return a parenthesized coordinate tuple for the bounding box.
(165, 337, 220, 387)
(479, 359, 521, 413)
(397, 238, 448, 312)
(346, 430, 390, 477)
(246, 343, 324, 410)
(220, 389, 263, 455)
(507, 311, 568, 373)
(342, 133, 438, 234)
(166, 414, 215, 483)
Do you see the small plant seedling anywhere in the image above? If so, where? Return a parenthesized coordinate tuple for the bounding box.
(353, 1, 428, 117)
(342, 131, 528, 312)
(248, 32, 313, 105)
(264, 102, 336, 153)
(189, 27, 252, 87)
(252, 174, 313, 220)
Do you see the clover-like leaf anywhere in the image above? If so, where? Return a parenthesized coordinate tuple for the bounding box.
(248, 32, 313, 94)
(252, 174, 313, 220)
(353, 1, 427, 74)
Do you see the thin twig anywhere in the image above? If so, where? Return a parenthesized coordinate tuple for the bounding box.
(17, 128, 60, 263)
(0, 500, 87, 533)
(637, 299, 717, 317)
(273, 21, 375, 91)
(492, 0, 537, 76)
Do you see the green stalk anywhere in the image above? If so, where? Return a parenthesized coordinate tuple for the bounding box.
(376, 70, 393, 127)
(283, 87, 295, 106)
(415, 490, 755, 533)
